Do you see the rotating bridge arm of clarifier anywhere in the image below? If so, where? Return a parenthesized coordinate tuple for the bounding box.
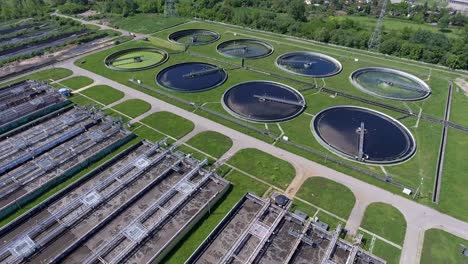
(220, 45, 248, 53)
(182, 67, 222, 79)
(356, 122, 367, 161)
(253, 94, 305, 107)
(377, 78, 426, 93)
(279, 60, 317, 68)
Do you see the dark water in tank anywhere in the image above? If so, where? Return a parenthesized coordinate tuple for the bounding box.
(169, 29, 220, 45)
(277, 54, 341, 77)
(156, 62, 227, 92)
(314, 107, 415, 163)
(223, 81, 305, 122)
(218, 39, 273, 59)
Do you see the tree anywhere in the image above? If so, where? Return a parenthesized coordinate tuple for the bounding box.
(379, 39, 401, 55)
(288, 0, 306, 22)
(438, 15, 450, 31)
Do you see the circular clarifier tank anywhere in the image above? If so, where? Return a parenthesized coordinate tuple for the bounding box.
(168, 29, 221, 46)
(156, 62, 227, 92)
(276, 51, 342, 77)
(312, 106, 416, 165)
(350, 67, 431, 101)
(105, 47, 168, 71)
(217, 39, 274, 59)
(222, 81, 306, 123)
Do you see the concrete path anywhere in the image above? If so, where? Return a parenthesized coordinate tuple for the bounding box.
(345, 199, 371, 235)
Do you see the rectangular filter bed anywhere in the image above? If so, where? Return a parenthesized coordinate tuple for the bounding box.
(0, 108, 132, 217)
(0, 80, 69, 133)
(187, 193, 386, 264)
(0, 140, 230, 264)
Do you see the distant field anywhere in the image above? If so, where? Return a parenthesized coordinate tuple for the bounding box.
(109, 14, 188, 34)
(333, 15, 461, 39)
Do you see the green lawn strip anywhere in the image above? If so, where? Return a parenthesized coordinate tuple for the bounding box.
(296, 177, 356, 219)
(0, 68, 73, 86)
(131, 124, 166, 143)
(58, 76, 94, 90)
(176, 144, 216, 166)
(0, 137, 140, 228)
(68, 94, 97, 106)
(184, 131, 233, 158)
(360, 202, 406, 245)
(79, 85, 124, 105)
(290, 199, 319, 216)
(163, 170, 269, 263)
(140, 111, 194, 139)
(216, 164, 232, 177)
(359, 232, 373, 251)
(111, 99, 151, 118)
(438, 128, 468, 222)
(372, 239, 401, 264)
(99, 29, 122, 36)
(421, 228, 468, 264)
(109, 13, 188, 34)
(291, 200, 345, 231)
(226, 148, 296, 190)
(102, 108, 131, 123)
(56, 76, 91, 91)
(85, 24, 101, 31)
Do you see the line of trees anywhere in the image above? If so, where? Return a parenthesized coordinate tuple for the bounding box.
(178, 0, 468, 70)
(1, 0, 468, 69)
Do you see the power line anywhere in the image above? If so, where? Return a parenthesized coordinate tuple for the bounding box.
(368, 0, 388, 50)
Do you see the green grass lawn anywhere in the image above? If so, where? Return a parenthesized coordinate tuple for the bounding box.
(131, 124, 166, 143)
(111, 99, 151, 118)
(332, 15, 461, 39)
(438, 128, 468, 222)
(99, 29, 122, 37)
(421, 228, 468, 264)
(109, 13, 188, 34)
(227, 148, 296, 189)
(372, 239, 401, 264)
(163, 170, 269, 263)
(0, 68, 73, 87)
(184, 131, 233, 158)
(112, 51, 164, 69)
(69, 94, 97, 106)
(80, 85, 124, 105)
(58, 76, 94, 90)
(360, 202, 406, 245)
(140, 111, 194, 139)
(296, 177, 356, 219)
